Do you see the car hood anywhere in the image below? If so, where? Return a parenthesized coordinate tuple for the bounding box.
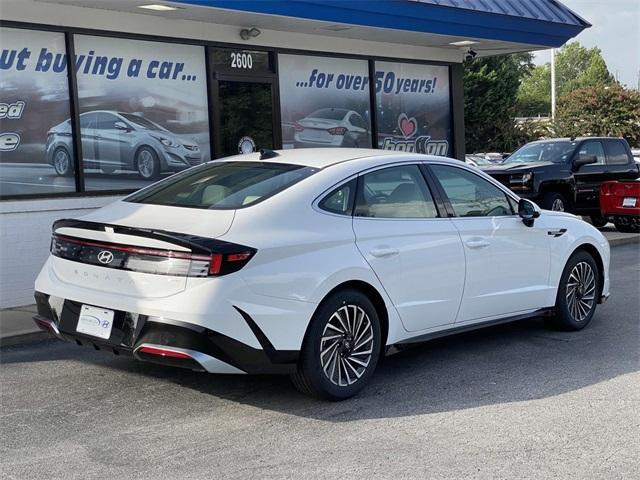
(481, 161, 556, 173)
(78, 200, 235, 239)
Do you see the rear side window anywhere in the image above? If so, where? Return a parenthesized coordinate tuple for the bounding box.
(319, 179, 356, 215)
(126, 161, 318, 209)
(605, 141, 630, 165)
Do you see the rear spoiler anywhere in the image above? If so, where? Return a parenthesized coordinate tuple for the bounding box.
(52, 218, 241, 255)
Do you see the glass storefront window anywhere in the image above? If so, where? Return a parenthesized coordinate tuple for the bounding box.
(375, 61, 452, 156)
(0, 27, 75, 196)
(278, 54, 372, 150)
(73, 35, 211, 190)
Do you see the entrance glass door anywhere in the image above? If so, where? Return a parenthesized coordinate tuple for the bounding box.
(218, 80, 275, 157)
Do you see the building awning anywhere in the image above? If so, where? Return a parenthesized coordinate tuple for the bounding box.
(172, 0, 590, 49)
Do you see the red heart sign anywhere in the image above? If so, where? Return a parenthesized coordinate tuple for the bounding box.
(398, 113, 417, 139)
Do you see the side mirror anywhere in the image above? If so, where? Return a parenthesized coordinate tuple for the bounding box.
(573, 154, 597, 170)
(518, 198, 541, 227)
(114, 121, 130, 132)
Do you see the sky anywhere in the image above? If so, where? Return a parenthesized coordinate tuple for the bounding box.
(533, 0, 640, 89)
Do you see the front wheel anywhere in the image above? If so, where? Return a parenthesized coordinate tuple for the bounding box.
(540, 191, 568, 212)
(52, 147, 73, 176)
(291, 289, 381, 400)
(548, 251, 600, 331)
(135, 146, 161, 180)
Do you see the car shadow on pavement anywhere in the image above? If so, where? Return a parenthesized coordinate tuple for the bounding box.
(4, 303, 637, 422)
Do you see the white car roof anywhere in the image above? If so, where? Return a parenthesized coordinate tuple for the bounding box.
(215, 148, 462, 169)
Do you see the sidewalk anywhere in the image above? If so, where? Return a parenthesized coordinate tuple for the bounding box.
(1, 230, 637, 347)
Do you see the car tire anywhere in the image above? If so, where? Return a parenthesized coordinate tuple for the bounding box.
(614, 222, 640, 234)
(541, 191, 568, 212)
(52, 147, 73, 176)
(547, 250, 599, 331)
(135, 146, 161, 180)
(589, 214, 608, 229)
(291, 289, 381, 401)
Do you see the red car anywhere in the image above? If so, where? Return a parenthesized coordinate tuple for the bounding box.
(600, 181, 640, 233)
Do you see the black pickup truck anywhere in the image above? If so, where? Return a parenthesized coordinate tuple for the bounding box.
(481, 137, 640, 225)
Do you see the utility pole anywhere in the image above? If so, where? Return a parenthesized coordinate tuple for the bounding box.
(551, 48, 556, 119)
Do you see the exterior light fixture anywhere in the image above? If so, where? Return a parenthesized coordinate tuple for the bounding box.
(138, 4, 179, 11)
(240, 27, 262, 41)
(449, 40, 478, 46)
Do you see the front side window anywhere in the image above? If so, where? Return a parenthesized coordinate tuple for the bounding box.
(126, 161, 317, 209)
(431, 165, 514, 217)
(577, 141, 605, 165)
(355, 165, 438, 219)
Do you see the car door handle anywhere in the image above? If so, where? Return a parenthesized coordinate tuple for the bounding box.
(370, 247, 399, 258)
(465, 238, 490, 249)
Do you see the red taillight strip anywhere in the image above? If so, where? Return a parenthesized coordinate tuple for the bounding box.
(52, 234, 210, 261)
(137, 345, 193, 359)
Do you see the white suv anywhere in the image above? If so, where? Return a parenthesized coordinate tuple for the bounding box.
(34, 148, 610, 400)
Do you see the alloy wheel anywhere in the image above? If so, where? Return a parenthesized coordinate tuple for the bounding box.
(551, 198, 565, 212)
(320, 305, 374, 387)
(54, 149, 70, 174)
(138, 150, 155, 178)
(565, 261, 596, 322)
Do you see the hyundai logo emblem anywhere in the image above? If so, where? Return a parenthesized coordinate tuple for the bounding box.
(97, 250, 114, 265)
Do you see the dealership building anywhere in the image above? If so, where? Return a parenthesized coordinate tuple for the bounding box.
(0, 0, 588, 336)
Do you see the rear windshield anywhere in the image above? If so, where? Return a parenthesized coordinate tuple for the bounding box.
(126, 161, 318, 209)
(308, 108, 348, 120)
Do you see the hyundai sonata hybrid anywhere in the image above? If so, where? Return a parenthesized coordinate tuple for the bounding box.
(34, 149, 610, 400)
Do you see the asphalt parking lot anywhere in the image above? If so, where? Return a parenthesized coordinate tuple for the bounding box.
(1, 243, 638, 479)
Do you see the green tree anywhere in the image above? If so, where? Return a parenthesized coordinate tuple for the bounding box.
(464, 53, 533, 152)
(555, 84, 640, 147)
(517, 65, 551, 117)
(516, 41, 616, 117)
(556, 42, 615, 96)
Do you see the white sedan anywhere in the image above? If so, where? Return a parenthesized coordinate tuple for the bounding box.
(34, 148, 610, 400)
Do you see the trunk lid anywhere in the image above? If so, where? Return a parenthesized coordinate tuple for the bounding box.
(49, 201, 236, 298)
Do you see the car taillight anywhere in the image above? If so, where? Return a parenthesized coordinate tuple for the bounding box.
(293, 122, 305, 132)
(50, 234, 255, 278)
(327, 127, 347, 135)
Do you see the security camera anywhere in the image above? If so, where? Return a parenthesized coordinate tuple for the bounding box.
(464, 48, 477, 63)
(240, 27, 261, 41)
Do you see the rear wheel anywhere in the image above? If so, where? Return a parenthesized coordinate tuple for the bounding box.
(548, 251, 599, 331)
(589, 214, 608, 229)
(52, 147, 73, 176)
(541, 191, 567, 212)
(136, 146, 160, 180)
(291, 289, 381, 400)
(615, 222, 639, 234)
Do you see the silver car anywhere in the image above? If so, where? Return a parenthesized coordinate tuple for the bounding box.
(46, 111, 202, 180)
(293, 108, 371, 148)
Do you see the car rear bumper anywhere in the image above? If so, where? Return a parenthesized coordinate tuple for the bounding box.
(34, 291, 298, 375)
